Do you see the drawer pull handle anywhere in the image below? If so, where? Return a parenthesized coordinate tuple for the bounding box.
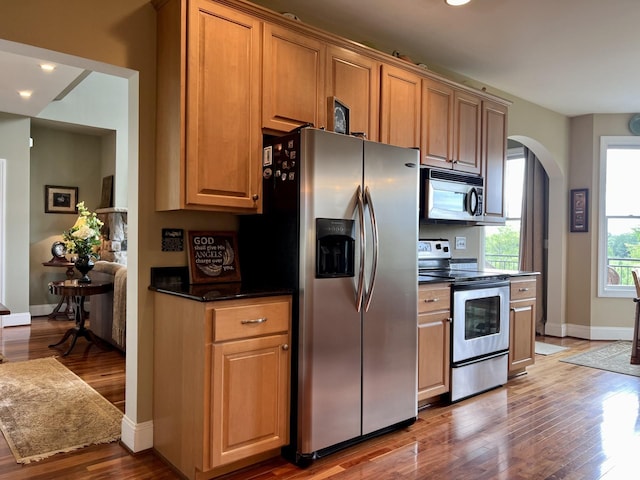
(425, 298, 439, 303)
(241, 317, 267, 325)
(518, 288, 530, 292)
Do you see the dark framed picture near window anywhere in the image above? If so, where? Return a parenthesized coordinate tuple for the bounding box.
(570, 188, 588, 232)
(45, 185, 78, 214)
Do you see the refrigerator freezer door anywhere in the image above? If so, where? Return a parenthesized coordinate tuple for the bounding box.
(297, 129, 364, 454)
(361, 141, 419, 435)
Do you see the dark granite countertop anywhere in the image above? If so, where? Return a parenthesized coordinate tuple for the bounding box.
(148, 266, 292, 302)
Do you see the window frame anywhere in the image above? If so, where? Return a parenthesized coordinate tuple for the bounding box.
(598, 136, 640, 298)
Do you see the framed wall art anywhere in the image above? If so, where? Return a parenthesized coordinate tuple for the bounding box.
(570, 188, 588, 232)
(186, 231, 241, 284)
(45, 185, 78, 214)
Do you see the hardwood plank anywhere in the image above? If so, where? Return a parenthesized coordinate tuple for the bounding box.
(1, 321, 639, 479)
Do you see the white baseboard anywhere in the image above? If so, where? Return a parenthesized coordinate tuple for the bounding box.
(545, 322, 634, 340)
(121, 416, 153, 452)
(1, 311, 31, 327)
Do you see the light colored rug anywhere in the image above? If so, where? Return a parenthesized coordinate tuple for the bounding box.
(561, 341, 640, 377)
(535, 341, 568, 356)
(0, 357, 122, 464)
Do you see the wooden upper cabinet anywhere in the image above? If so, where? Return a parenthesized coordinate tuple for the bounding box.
(421, 77, 454, 168)
(263, 23, 325, 132)
(483, 100, 508, 220)
(326, 45, 380, 141)
(155, 0, 262, 212)
(380, 64, 421, 148)
(452, 90, 482, 174)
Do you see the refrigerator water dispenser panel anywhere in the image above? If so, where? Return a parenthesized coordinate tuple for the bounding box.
(316, 218, 355, 278)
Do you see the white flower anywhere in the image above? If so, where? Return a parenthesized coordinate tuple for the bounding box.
(72, 225, 97, 241)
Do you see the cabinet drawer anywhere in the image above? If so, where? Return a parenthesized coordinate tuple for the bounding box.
(210, 297, 291, 342)
(418, 285, 451, 313)
(510, 278, 537, 301)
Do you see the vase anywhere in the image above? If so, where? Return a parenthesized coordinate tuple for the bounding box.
(74, 255, 94, 283)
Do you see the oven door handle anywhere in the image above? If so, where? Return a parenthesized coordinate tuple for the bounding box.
(363, 185, 378, 312)
(452, 349, 509, 368)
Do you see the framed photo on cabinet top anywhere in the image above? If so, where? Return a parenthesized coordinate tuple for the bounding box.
(570, 188, 588, 232)
(327, 96, 350, 135)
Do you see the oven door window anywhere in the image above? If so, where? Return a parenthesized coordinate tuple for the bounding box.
(464, 295, 501, 340)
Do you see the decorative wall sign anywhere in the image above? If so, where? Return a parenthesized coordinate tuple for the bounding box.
(45, 185, 78, 214)
(187, 231, 241, 284)
(327, 96, 350, 135)
(161, 228, 184, 252)
(570, 188, 588, 232)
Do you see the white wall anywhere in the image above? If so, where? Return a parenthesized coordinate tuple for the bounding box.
(0, 113, 32, 326)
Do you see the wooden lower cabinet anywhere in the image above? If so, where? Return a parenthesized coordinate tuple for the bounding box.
(509, 276, 537, 376)
(417, 283, 451, 403)
(153, 293, 291, 480)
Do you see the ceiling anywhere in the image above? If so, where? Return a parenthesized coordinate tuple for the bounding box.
(252, 0, 640, 117)
(2, 0, 639, 118)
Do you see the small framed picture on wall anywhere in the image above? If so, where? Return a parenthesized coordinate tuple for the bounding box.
(45, 185, 78, 214)
(570, 188, 588, 232)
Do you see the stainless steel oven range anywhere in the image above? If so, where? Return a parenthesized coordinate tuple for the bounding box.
(418, 239, 510, 402)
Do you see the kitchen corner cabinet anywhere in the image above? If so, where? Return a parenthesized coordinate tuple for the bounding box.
(482, 100, 508, 220)
(326, 45, 380, 141)
(509, 276, 537, 376)
(155, 0, 262, 212)
(380, 64, 421, 148)
(262, 23, 326, 133)
(417, 283, 451, 403)
(153, 293, 292, 480)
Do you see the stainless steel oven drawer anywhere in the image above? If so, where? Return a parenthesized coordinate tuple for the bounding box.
(450, 352, 508, 402)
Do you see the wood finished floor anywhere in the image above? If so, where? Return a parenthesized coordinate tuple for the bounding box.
(1, 318, 639, 479)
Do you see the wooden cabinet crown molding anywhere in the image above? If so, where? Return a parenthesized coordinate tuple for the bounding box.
(181, 0, 511, 107)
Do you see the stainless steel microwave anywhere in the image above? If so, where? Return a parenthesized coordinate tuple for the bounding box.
(420, 168, 484, 222)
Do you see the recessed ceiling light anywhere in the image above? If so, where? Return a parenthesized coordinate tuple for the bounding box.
(40, 63, 56, 72)
(446, 0, 471, 5)
(18, 90, 33, 98)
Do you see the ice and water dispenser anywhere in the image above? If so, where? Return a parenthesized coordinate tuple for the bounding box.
(316, 218, 355, 278)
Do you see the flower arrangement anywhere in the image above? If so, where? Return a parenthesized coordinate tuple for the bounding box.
(62, 202, 104, 259)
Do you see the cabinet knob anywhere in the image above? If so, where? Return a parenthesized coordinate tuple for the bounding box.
(282, 344, 289, 351)
(252, 194, 259, 201)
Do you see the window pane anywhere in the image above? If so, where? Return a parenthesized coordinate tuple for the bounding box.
(504, 157, 524, 218)
(606, 217, 640, 286)
(484, 221, 521, 271)
(606, 148, 640, 216)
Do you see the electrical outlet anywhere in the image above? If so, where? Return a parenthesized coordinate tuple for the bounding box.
(455, 236, 466, 250)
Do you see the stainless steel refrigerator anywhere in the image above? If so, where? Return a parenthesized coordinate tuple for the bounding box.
(240, 127, 418, 465)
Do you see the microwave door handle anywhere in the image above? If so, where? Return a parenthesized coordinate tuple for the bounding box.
(363, 186, 379, 312)
(467, 187, 479, 215)
(355, 185, 366, 312)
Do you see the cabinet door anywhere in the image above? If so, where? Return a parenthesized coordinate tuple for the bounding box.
(185, 0, 262, 211)
(326, 45, 380, 141)
(421, 78, 454, 168)
(209, 333, 290, 468)
(483, 100, 508, 220)
(452, 90, 482, 174)
(380, 64, 421, 148)
(509, 299, 536, 374)
(418, 310, 451, 400)
(263, 23, 325, 132)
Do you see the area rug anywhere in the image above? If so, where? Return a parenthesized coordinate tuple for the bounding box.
(535, 341, 568, 356)
(0, 357, 122, 464)
(561, 341, 640, 377)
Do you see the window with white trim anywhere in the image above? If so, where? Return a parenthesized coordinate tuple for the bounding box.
(483, 147, 525, 271)
(598, 136, 640, 297)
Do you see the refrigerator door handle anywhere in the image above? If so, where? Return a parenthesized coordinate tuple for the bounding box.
(363, 186, 379, 312)
(355, 185, 366, 312)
